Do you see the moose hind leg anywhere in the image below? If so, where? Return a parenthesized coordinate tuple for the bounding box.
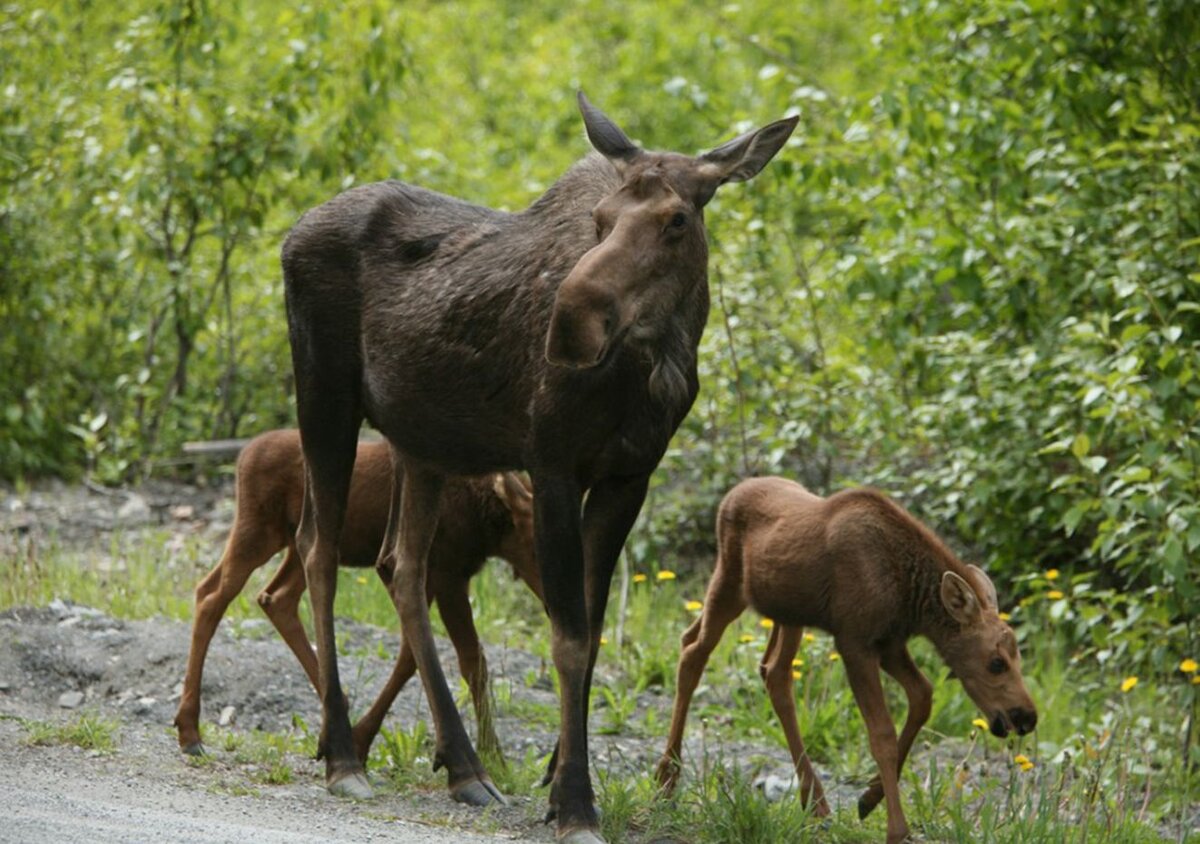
(760, 624, 829, 815)
(386, 454, 503, 807)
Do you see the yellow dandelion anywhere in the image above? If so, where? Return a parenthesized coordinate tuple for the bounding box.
(599, 636, 609, 646)
(739, 634, 755, 644)
(829, 652, 840, 662)
(632, 573, 647, 584)
(792, 657, 804, 667)
(998, 611, 1012, 621)
(1013, 754, 1034, 772)
(972, 718, 989, 731)
(1047, 590, 1064, 600)
(685, 600, 703, 612)
(1120, 676, 1138, 693)
(1045, 569, 1060, 581)
(356, 575, 368, 585)
(803, 633, 816, 643)
(1180, 658, 1198, 674)
(656, 570, 677, 582)
(1191, 674, 1200, 685)
(760, 618, 775, 629)
(792, 670, 802, 681)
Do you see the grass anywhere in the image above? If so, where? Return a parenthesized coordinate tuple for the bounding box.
(3, 528, 1197, 842)
(21, 712, 119, 753)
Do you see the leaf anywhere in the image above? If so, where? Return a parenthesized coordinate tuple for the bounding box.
(1071, 433, 1091, 459)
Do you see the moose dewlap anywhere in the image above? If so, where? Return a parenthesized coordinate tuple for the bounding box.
(655, 476, 1037, 844)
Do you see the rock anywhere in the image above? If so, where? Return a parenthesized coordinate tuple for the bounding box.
(117, 494, 150, 522)
(0, 680, 11, 692)
(218, 705, 236, 727)
(58, 690, 85, 709)
(753, 772, 798, 803)
(169, 681, 184, 701)
(169, 504, 195, 521)
(131, 696, 157, 716)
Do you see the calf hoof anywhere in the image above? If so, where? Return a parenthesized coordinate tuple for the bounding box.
(559, 829, 606, 844)
(180, 741, 206, 757)
(328, 771, 373, 800)
(451, 779, 507, 807)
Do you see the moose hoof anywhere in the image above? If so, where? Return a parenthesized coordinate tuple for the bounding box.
(558, 829, 606, 844)
(452, 779, 507, 807)
(180, 741, 206, 757)
(328, 771, 374, 800)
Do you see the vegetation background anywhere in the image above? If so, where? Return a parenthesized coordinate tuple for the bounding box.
(2, 0, 1198, 840)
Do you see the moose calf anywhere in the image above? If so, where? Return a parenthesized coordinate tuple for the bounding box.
(655, 477, 1037, 844)
(173, 429, 541, 762)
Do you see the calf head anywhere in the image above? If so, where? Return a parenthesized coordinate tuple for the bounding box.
(939, 565, 1038, 738)
(545, 92, 798, 369)
(492, 472, 542, 602)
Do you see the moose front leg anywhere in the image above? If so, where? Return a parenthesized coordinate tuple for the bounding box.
(857, 642, 932, 821)
(541, 474, 650, 789)
(386, 456, 503, 807)
(840, 642, 909, 844)
(533, 473, 603, 844)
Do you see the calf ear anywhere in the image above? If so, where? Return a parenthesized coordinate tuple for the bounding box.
(698, 115, 799, 186)
(941, 571, 982, 625)
(966, 564, 999, 611)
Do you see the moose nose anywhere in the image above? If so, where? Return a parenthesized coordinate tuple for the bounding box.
(1011, 708, 1038, 736)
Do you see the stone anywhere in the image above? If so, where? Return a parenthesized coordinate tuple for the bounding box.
(58, 690, 85, 709)
(218, 705, 236, 727)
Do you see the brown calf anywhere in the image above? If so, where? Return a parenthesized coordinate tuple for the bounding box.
(655, 477, 1037, 844)
(173, 429, 541, 762)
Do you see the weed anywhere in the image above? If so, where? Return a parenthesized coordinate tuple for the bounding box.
(22, 712, 118, 753)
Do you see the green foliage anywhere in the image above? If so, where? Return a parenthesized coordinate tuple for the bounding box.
(21, 712, 119, 752)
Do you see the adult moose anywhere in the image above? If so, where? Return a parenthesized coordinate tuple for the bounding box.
(283, 92, 797, 843)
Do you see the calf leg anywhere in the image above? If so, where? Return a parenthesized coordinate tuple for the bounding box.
(174, 524, 282, 754)
(256, 548, 319, 690)
(840, 643, 908, 844)
(385, 456, 502, 807)
(654, 559, 747, 794)
(857, 643, 932, 820)
(435, 579, 503, 762)
(759, 624, 829, 815)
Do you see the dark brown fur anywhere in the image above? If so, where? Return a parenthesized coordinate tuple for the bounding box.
(282, 93, 796, 840)
(172, 430, 540, 763)
(656, 477, 1037, 844)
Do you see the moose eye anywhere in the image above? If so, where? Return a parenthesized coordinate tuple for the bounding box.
(667, 211, 688, 230)
(988, 657, 1008, 675)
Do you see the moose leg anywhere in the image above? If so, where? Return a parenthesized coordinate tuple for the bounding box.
(348, 561, 419, 765)
(759, 624, 829, 815)
(840, 643, 908, 844)
(531, 473, 602, 842)
(540, 474, 650, 788)
(857, 643, 932, 820)
(654, 558, 747, 794)
(175, 526, 281, 754)
(435, 579, 503, 762)
(385, 456, 503, 807)
(256, 548, 320, 690)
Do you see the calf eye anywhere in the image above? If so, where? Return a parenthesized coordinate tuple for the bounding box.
(668, 211, 688, 229)
(988, 657, 1008, 675)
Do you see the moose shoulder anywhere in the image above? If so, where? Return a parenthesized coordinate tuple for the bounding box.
(283, 92, 796, 843)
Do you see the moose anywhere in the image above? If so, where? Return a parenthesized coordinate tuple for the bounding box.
(281, 92, 796, 842)
(173, 429, 541, 763)
(654, 477, 1038, 844)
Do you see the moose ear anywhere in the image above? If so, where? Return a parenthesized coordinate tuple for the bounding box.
(578, 90, 641, 165)
(941, 571, 983, 625)
(966, 564, 999, 612)
(698, 115, 799, 186)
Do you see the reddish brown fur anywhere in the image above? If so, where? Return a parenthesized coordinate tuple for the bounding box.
(656, 477, 1037, 844)
(173, 429, 540, 762)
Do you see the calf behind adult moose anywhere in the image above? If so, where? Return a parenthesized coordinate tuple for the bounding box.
(655, 477, 1037, 844)
(173, 430, 540, 761)
(283, 92, 796, 842)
